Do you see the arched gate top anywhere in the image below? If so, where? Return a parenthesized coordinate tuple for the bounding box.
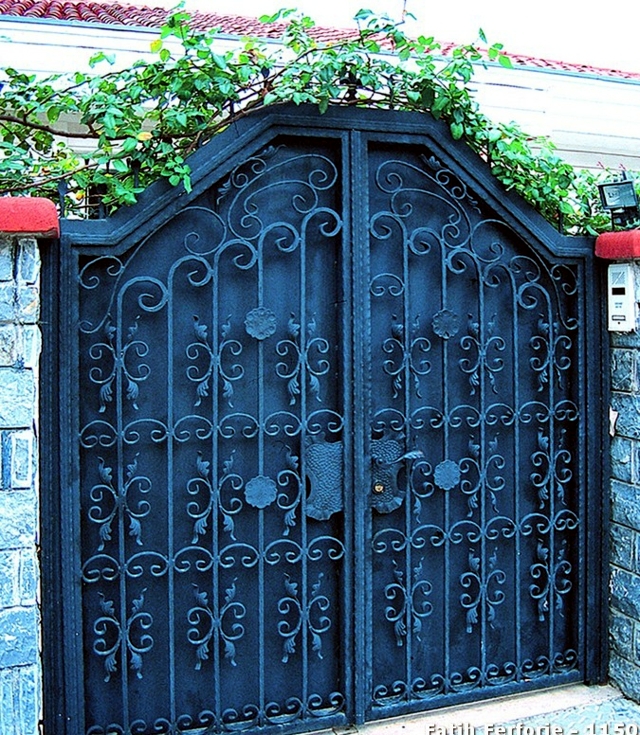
(61, 104, 593, 263)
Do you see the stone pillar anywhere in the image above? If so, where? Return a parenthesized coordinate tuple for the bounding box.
(0, 199, 57, 735)
(610, 311, 640, 699)
(598, 233, 640, 702)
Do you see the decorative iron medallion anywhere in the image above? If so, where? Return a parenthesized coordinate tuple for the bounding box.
(244, 306, 277, 340)
(244, 475, 278, 508)
(431, 308, 460, 340)
(433, 459, 461, 491)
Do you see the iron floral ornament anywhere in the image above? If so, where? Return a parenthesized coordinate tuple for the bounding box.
(245, 307, 277, 340)
(434, 459, 461, 491)
(245, 475, 277, 509)
(431, 308, 460, 340)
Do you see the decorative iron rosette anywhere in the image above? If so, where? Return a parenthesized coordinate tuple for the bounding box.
(244, 307, 277, 340)
(431, 308, 460, 340)
(433, 459, 461, 491)
(245, 475, 277, 509)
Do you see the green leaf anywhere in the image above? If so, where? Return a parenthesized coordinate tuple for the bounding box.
(420, 87, 435, 108)
(450, 122, 464, 140)
(89, 51, 116, 67)
(259, 9, 295, 23)
(111, 158, 129, 173)
(212, 53, 228, 70)
(121, 137, 138, 152)
(46, 106, 60, 124)
(0, 6, 620, 235)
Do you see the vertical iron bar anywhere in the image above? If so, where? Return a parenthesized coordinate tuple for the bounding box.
(402, 216, 412, 696)
(300, 212, 309, 714)
(341, 132, 355, 725)
(351, 131, 369, 724)
(512, 271, 522, 681)
(577, 266, 586, 672)
(212, 253, 221, 721)
(258, 243, 266, 725)
(441, 239, 451, 690)
(547, 295, 556, 672)
(581, 258, 604, 681)
(167, 272, 176, 727)
(479, 259, 487, 681)
(65, 244, 86, 732)
(40, 235, 66, 733)
(115, 290, 129, 731)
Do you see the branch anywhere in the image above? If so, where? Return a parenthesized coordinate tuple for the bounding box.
(0, 162, 97, 195)
(0, 112, 99, 140)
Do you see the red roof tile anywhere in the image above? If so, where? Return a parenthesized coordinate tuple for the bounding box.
(1, 0, 639, 81)
(0, 0, 359, 39)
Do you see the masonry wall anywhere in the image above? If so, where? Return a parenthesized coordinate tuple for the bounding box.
(0, 235, 42, 735)
(609, 261, 640, 701)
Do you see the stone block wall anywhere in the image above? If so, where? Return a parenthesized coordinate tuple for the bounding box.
(0, 235, 42, 735)
(609, 261, 640, 701)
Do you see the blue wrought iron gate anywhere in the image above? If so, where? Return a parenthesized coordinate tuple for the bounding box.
(42, 107, 606, 735)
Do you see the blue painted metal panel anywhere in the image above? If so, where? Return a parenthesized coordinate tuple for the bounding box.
(42, 106, 605, 735)
(75, 138, 351, 734)
(362, 140, 586, 719)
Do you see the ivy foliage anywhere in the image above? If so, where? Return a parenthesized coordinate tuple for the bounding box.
(0, 6, 624, 232)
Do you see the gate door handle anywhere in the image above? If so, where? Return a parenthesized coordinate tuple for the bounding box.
(370, 444, 424, 513)
(374, 449, 424, 468)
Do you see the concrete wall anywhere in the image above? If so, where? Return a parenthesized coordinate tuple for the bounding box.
(608, 261, 640, 700)
(0, 234, 42, 735)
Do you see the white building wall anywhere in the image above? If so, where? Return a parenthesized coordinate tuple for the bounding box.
(1, 15, 640, 172)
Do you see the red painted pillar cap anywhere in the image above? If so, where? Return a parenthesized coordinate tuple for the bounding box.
(595, 230, 640, 259)
(0, 197, 59, 238)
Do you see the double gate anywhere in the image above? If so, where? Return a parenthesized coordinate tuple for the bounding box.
(42, 107, 605, 735)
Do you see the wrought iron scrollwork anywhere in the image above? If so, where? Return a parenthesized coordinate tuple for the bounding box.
(367, 147, 582, 709)
(278, 572, 332, 664)
(73, 132, 587, 732)
(383, 558, 433, 647)
(92, 588, 153, 682)
(78, 141, 346, 733)
(187, 581, 246, 669)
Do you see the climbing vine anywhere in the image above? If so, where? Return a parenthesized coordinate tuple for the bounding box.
(0, 6, 628, 232)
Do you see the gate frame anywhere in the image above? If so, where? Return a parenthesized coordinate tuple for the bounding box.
(40, 104, 609, 735)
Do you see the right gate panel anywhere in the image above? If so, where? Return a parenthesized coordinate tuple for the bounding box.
(364, 142, 584, 717)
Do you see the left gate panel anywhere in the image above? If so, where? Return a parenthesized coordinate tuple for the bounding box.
(72, 138, 350, 734)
